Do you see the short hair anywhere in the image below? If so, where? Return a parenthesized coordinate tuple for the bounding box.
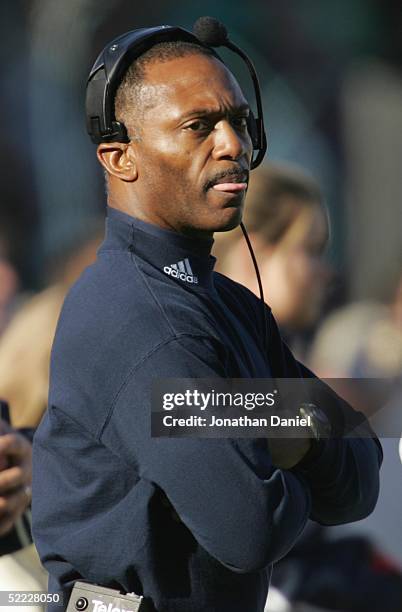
(242, 163, 324, 243)
(114, 41, 216, 141)
(213, 163, 329, 266)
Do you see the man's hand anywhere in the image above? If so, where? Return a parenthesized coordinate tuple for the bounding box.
(267, 435, 312, 470)
(0, 420, 32, 536)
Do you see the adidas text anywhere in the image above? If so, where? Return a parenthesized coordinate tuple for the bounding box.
(163, 259, 198, 284)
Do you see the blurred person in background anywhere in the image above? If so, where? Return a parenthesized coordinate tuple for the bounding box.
(0, 224, 103, 428)
(309, 266, 402, 380)
(308, 266, 402, 575)
(0, 226, 103, 602)
(214, 163, 332, 355)
(0, 230, 22, 338)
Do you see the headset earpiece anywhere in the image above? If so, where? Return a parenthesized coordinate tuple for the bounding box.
(246, 111, 259, 150)
(247, 111, 267, 169)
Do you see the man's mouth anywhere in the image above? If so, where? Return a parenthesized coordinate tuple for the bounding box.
(212, 182, 247, 193)
(205, 170, 249, 194)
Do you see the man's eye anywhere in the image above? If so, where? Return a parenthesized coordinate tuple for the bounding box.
(232, 116, 248, 129)
(186, 120, 210, 131)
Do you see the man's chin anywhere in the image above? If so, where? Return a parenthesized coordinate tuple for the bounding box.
(179, 195, 244, 235)
(212, 205, 243, 232)
(204, 186, 245, 231)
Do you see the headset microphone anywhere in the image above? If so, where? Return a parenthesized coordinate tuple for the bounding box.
(192, 16, 229, 47)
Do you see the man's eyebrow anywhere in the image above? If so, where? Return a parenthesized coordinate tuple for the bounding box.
(181, 103, 250, 119)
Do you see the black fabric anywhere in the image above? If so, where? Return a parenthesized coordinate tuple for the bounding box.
(32, 208, 381, 612)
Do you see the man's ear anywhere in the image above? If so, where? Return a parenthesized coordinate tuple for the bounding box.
(96, 142, 138, 182)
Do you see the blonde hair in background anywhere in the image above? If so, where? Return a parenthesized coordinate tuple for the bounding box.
(0, 285, 65, 428)
(0, 228, 104, 428)
(213, 162, 329, 268)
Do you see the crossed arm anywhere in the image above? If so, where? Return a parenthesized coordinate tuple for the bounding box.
(32, 327, 382, 591)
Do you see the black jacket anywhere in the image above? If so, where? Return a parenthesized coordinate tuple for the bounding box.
(32, 207, 381, 612)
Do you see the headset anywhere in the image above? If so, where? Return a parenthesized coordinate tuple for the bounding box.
(85, 19, 267, 169)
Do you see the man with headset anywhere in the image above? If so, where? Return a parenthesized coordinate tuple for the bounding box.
(32, 18, 381, 612)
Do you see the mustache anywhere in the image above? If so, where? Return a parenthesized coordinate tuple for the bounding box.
(204, 168, 249, 192)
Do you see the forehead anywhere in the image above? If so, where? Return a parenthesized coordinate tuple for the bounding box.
(138, 54, 249, 118)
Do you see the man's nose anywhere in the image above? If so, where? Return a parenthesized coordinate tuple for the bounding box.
(211, 120, 251, 162)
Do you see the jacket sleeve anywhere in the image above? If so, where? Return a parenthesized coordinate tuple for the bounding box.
(100, 334, 312, 572)
(266, 311, 382, 526)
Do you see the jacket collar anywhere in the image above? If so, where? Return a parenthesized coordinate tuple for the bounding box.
(99, 206, 217, 290)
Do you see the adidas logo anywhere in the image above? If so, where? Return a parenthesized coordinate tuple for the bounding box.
(163, 258, 199, 284)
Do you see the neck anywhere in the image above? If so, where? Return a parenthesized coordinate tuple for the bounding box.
(107, 191, 214, 242)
